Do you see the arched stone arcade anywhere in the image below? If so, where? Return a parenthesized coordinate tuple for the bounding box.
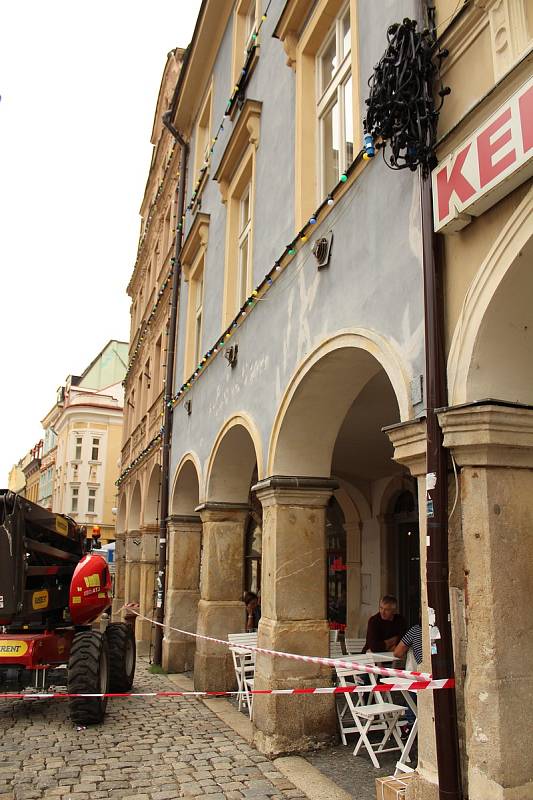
(162, 456, 202, 673)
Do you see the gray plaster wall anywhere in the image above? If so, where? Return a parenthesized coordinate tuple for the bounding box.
(171, 0, 424, 491)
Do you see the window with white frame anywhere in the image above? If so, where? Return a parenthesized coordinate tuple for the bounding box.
(317, 4, 353, 196)
(232, 0, 260, 85)
(88, 488, 97, 514)
(71, 487, 79, 513)
(244, 1, 257, 54)
(74, 436, 82, 461)
(237, 184, 252, 309)
(194, 272, 204, 366)
(91, 438, 100, 461)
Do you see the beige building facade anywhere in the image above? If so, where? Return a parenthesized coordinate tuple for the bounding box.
(120, 0, 427, 752)
(115, 3, 532, 798)
(22, 441, 43, 504)
(395, 4, 533, 800)
(115, 49, 184, 654)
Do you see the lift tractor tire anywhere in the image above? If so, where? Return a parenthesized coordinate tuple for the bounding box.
(105, 622, 136, 692)
(67, 630, 109, 726)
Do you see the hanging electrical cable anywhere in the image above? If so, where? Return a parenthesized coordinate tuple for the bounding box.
(363, 18, 449, 175)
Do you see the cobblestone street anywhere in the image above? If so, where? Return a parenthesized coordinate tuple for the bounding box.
(0, 661, 310, 800)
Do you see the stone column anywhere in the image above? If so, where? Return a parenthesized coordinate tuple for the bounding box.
(137, 524, 158, 655)
(345, 520, 362, 636)
(386, 420, 440, 800)
(112, 531, 126, 620)
(194, 503, 248, 691)
(162, 514, 202, 673)
(438, 403, 533, 800)
(251, 477, 338, 756)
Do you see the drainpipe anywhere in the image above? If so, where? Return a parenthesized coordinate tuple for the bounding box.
(152, 113, 189, 666)
(421, 6, 462, 797)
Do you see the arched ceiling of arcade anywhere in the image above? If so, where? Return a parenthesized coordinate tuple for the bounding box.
(171, 456, 201, 516)
(468, 234, 533, 405)
(144, 465, 162, 526)
(206, 418, 260, 504)
(269, 342, 408, 480)
(332, 370, 404, 484)
(128, 480, 142, 531)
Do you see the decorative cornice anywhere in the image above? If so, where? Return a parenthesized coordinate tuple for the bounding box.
(384, 419, 427, 478)
(437, 401, 533, 468)
(252, 475, 339, 507)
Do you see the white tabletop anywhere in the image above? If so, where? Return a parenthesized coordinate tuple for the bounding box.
(342, 651, 398, 663)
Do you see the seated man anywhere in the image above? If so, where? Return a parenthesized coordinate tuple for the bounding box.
(363, 595, 407, 652)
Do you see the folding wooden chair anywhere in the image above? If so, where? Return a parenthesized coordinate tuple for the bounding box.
(335, 665, 406, 768)
(344, 637, 366, 655)
(228, 632, 257, 716)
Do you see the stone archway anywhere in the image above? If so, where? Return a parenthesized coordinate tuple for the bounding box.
(113, 491, 128, 615)
(144, 464, 161, 526)
(137, 465, 161, 651)
(116, 491, 127, 536)
(125, 481, 142, 608)
(163, 456, 203, 673)
(253, 333, 413, 755)
(195, 416, 262, 691)
(268, 329, 412, 477)
(448, 184, 533, 405)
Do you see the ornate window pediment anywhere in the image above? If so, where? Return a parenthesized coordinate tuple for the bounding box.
(181, 212, 210, 281)
(213, 100, 262, 202)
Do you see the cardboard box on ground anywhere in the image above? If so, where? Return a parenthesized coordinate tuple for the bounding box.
(375, 773, 418, 800)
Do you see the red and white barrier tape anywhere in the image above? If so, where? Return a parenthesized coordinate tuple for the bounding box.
(0, 678, 454, 701)
(125, 608, 441, 684)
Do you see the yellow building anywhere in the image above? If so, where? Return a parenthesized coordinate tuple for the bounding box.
(114, 49, 184, 651)
(7, 461, 25, 494)
(52, 341, 128, 543)
(22, 441, 43, 504)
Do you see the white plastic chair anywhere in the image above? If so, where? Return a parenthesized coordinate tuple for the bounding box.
(335, 665, 406, 768)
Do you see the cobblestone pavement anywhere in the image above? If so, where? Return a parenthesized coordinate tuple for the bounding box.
(0, 661, 309, 800)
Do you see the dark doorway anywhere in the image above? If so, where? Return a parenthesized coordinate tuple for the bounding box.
(326, 497, 347, 631)
(393, 490, 420, 628)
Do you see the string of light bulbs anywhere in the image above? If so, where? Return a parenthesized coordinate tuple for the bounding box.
(186, 0, 272, 212)
(123, 266, 174, 385)
(170, 145, 368, 408)
(116, 431, 163, 487)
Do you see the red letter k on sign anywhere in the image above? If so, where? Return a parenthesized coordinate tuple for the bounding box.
(436, 143, 476, 222)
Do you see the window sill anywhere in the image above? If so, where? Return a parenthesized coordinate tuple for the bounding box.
(88, 460, 102, 466)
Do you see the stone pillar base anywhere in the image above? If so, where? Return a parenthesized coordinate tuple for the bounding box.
(162, 589, 200, 673)
(406, 775, 439, 800)
(194, 599, 244, 691)
(252, 617, 336, 756)
(111, 597, 124, 621)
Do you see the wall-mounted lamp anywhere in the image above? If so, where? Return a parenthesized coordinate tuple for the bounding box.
(224, 344, 238, 368)
(185, 400, 192, 416)
(312, 231, 334, 269)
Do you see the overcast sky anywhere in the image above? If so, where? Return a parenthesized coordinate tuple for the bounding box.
(0, 1, 202, 484)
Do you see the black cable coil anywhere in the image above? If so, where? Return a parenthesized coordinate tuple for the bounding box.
(363, 18, 449, 175)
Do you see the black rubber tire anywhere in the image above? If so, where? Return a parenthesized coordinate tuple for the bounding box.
(105, 623, 136, 692)
(67, 630, 109, 726)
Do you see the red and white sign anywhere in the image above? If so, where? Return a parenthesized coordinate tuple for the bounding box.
(432, 76, 533, 233)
